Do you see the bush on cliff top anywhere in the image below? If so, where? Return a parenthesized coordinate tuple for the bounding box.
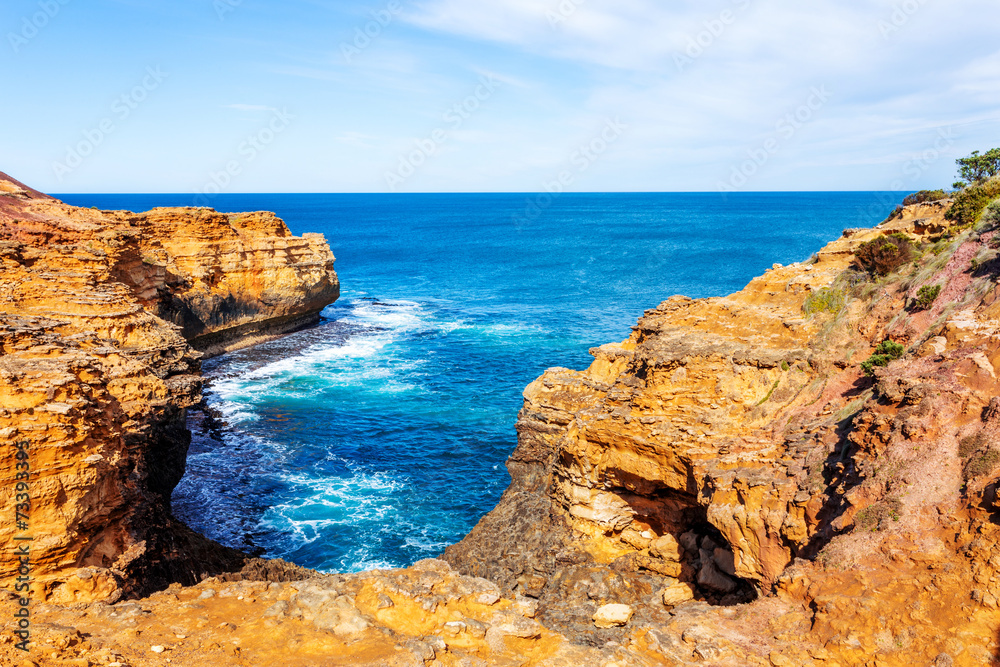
(853, 233, 914, 276)
(861, 340, 904, 377)
(902, 190, 947, 206)
(945, 179, 1000, 227)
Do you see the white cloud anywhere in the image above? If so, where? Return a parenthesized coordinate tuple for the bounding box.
(393, 0, 1000, 191)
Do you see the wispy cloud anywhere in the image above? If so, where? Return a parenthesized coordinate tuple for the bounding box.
(6, 0, 1000, 192)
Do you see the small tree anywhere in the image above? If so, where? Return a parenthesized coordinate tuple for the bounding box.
(956, 148, 1000, 185)
(854, 233, 914, 276)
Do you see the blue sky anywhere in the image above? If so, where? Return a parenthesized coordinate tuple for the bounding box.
(2, 0, 998, 193)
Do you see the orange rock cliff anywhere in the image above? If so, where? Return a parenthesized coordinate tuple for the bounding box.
(3, 173, 1000, 667)
(0, 171, 339, 601)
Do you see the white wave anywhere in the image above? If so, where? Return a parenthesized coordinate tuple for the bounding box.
(208, 399, 260, 424)
(257, 468, 409, 547)
(345, 556, 398, 573)
(340, 299, 426, 331)
(206, 333, 426, 407)
(402, 531, 451, 551)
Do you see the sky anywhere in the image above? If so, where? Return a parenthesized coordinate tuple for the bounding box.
(1, 0, 998, 194)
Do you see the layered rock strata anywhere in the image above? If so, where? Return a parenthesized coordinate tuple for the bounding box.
(0, 172, 339, 600)
(5, 172, 1000, 666)
(442, 197, 1000, 664)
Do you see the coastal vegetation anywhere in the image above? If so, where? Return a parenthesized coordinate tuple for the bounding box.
(855, 497, 902, 531)
(946, 147, 1000, 226)
(947, 178, 1000, 226)
(802, 287, 845, 315)
(861, 340, 905, 376)
(913, 284, 941, 310)
(902, 189, 947, 206)
(853, 233, 914, 276)
(956, 148, 1000, 186)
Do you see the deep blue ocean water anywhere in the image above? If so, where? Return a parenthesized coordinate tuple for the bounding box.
(57, 192, 898, 572)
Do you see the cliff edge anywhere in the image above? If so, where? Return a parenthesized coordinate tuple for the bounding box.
(439, 197, 1000, 664)
(0, 172, 339, 601)
(4, 179, 1000, 666)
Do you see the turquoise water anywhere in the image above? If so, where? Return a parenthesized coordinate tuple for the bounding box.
(58, 192, 897, 572)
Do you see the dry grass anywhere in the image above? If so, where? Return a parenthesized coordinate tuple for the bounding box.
(958, 431, 988, 459)
(964, 450, 1000, 483)
(855, 498, 903, 532)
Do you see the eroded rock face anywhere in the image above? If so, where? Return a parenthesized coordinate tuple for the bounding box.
(6, 171, 1000, 666)
(443, 198, 1000, 663)
(444, 223, 880, 607)
(0, 172, 339, 600)
(111, 207, 339, 356)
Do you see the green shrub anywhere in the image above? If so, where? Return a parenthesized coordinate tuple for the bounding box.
(957, 148, 1000, 185)
(854, 233, 914, 276)
(803, 288, 846, 315)
(929, 239, 951, 255)
(965, 450, 1000, 482)
(902, 190, 947, 206)
(913, 284, 941, 310)
(978, 201, 1000, 233)
(860, 340, 904, 377)
(945, 179, 1000, 226)
(959, 431, 988, 459)
(855, 498, 902, 531)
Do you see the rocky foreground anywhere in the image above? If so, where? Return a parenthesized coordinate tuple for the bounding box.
(3, 176, 1000, 666)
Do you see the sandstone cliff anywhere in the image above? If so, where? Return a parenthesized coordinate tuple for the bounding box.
(4, 176, 1000, 667)
(0, 172, 339, 602)
(441, 197, 1000, 665)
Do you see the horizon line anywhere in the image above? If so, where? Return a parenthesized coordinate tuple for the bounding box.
(51, 189, 928, 196)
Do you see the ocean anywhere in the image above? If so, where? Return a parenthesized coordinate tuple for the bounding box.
(57, 192, 898, 572)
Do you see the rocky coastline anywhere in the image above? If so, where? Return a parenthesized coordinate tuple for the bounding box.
(3, 174, 1000, 666)
(0, 171, 339, 602)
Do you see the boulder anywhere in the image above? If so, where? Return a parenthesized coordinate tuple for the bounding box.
(593, 604, 634, 628)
